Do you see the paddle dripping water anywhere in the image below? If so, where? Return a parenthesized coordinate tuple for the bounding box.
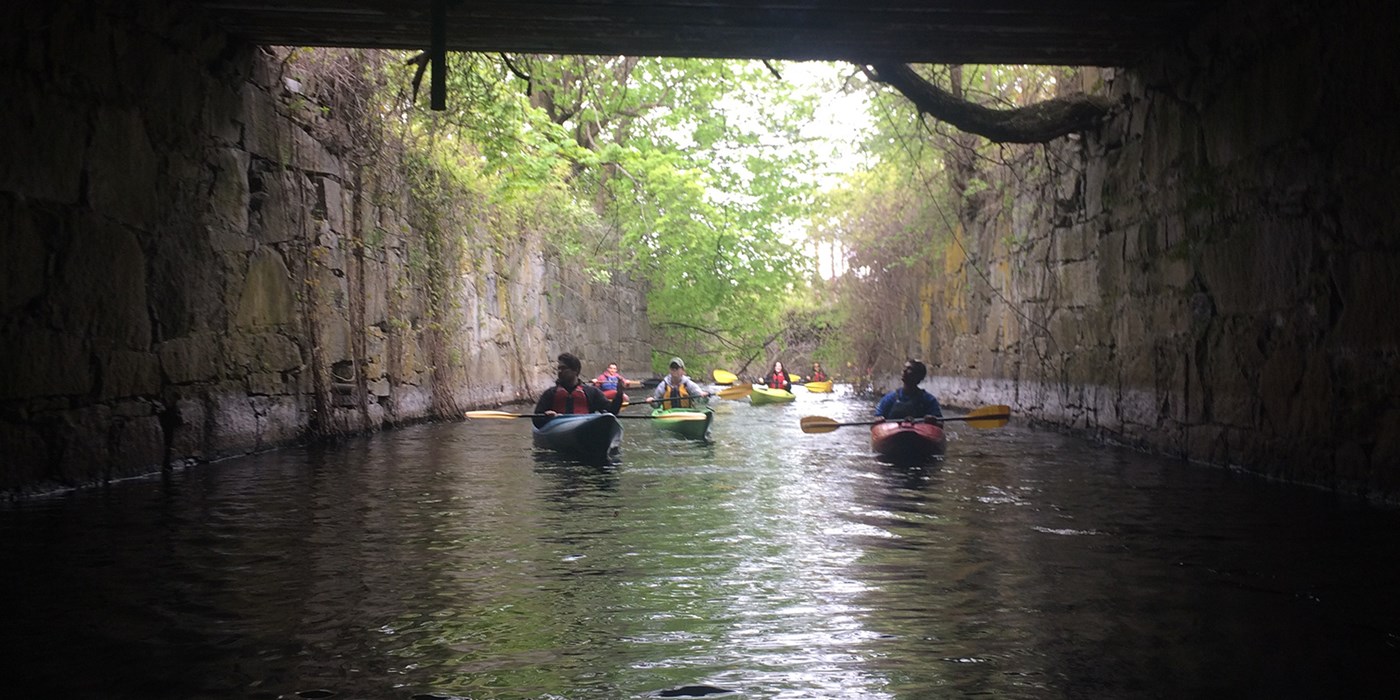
(5, 386, 1400, 698)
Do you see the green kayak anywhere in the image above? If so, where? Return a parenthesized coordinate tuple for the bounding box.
(651, 406, 714, 440)
(750, 386, 796, 405)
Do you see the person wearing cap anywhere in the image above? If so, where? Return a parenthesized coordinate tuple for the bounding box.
(534, 352, 618, 427)
(648, 357, 710, 409)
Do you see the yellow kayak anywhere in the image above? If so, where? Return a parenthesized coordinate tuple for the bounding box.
(712, 369, 738, 385)
(804, 380, 834, 393)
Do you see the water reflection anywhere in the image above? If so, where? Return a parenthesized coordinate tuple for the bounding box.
(4, 388, 1400, 698)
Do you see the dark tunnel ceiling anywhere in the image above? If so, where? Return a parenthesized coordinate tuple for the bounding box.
(190, 0, 1220, 66)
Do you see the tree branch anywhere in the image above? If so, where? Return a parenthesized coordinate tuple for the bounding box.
(866, 63, 1114, 144)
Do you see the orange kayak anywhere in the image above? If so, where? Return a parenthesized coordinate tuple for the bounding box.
(870, 421, 946, 465)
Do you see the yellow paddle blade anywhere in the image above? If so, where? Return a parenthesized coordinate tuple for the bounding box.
(712, 369, 738, 385)
(716, 383, 753, 400)
(788, 372, 802, 382)
(799, 416, 843, 434)
(958, 404, 1012, 429)
(464, 410, 530, 420)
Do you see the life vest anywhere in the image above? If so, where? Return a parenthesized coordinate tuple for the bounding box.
(661, 379, 692, 408)
(811, 370, 828, 381)
(596, 373, 620, 391)
(549, 383, 591, 414)
(767, 371, 789, 389)
(886, 389, 930, 420)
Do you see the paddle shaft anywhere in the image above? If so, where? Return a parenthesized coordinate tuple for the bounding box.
(465, 409, 703, 421)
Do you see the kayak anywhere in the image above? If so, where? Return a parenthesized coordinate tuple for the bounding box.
(651, 407, 714, 440)
(532, 413, 622, 463)
(712, 369, 738, 385)
(870, 420, 946, 465)
(750, 386, 796, 405)
(804, 380, 834, 393)
(601, 388, 631, 403)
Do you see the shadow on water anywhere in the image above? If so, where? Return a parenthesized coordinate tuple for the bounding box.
(5, 389, 1400, 698)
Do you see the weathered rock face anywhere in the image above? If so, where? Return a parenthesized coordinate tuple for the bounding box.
(922, 0, 1399, 501)
(0, 1, 651, 495)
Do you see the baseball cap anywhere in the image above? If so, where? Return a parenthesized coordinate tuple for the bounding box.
(669, 357, 685, 369)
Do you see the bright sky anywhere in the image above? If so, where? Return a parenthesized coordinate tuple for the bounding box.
(784, 61, 875, 187)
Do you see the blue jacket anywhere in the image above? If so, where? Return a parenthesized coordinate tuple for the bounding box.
(875, 387, 943, 420)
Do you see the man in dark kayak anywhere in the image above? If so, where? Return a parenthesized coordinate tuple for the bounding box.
(534, 352, 621, 427)
(874, 359, 944, 421)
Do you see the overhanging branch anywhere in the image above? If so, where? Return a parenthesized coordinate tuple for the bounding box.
(867, 63, 1114, 144)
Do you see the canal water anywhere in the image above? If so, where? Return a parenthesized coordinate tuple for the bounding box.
(4, 387, 1400, 699)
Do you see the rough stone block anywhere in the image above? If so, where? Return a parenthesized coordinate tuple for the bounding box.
(207, 147, 253, 252)
(207, 391, 259, 456)
(0, 421, 50, 491)
(253, 396, 302, 447)
(249, 167, 310, 245)
(100, 350, 161, 399)
(159, 334, 223, 384)
(50, 405, 112, 486)
(56, 216, 151, 349)
(0, 90, 86, 203)
(111, 416, 165, 478)
(229, 331, 303, 374)
(167, 397, 208, 462)
(4, 327, 92, 399)
(234, 248, 297, 328)
(1, 197, 48, 314)
(87, 107, 160, 226)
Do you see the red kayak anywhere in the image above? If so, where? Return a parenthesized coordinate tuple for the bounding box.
(870, 420, 947, 465)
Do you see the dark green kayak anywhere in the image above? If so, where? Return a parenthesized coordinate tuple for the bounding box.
(650, 406, 714, 440)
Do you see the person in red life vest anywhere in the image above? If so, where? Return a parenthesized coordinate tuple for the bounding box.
(807, 361, 829, 383)
(592, 361, 635, 402)
(764, 360, 792, 392)
(533, 352, 618, 427)
(647, 357, 711, 409)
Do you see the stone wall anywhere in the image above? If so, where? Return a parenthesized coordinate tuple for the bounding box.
(922, 0, 1399, 500)
(0, 1, 651, 495)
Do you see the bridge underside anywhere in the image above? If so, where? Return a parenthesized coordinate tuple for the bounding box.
(191, 0, 1218, 66)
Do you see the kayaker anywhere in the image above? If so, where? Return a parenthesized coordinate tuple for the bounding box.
(874, 359, 944, 422)
(534, 352, 618, 427)
(808, 362, 829, 382)
(647, 357, 711, 409)
(763, 360, 793, 392)
(592, 361, 635, 401)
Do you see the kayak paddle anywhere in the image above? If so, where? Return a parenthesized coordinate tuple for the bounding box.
(464, 410, 707, 422)
(620, 382, 753, 409)
(798, 405, 1012, 434)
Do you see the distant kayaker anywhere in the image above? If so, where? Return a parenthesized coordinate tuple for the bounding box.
(647, 357, 711, 409)
(535, 352, 618, 427)
(763, 360, 793, 392)
(874, 359, 944, 422)
(592, 361, 636, 402)
(808, 362, 829, 383)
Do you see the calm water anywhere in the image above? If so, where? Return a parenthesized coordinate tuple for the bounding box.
(4, 387, 1400, 699)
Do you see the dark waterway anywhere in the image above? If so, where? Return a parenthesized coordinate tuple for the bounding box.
(5, 387, 1400, 699)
